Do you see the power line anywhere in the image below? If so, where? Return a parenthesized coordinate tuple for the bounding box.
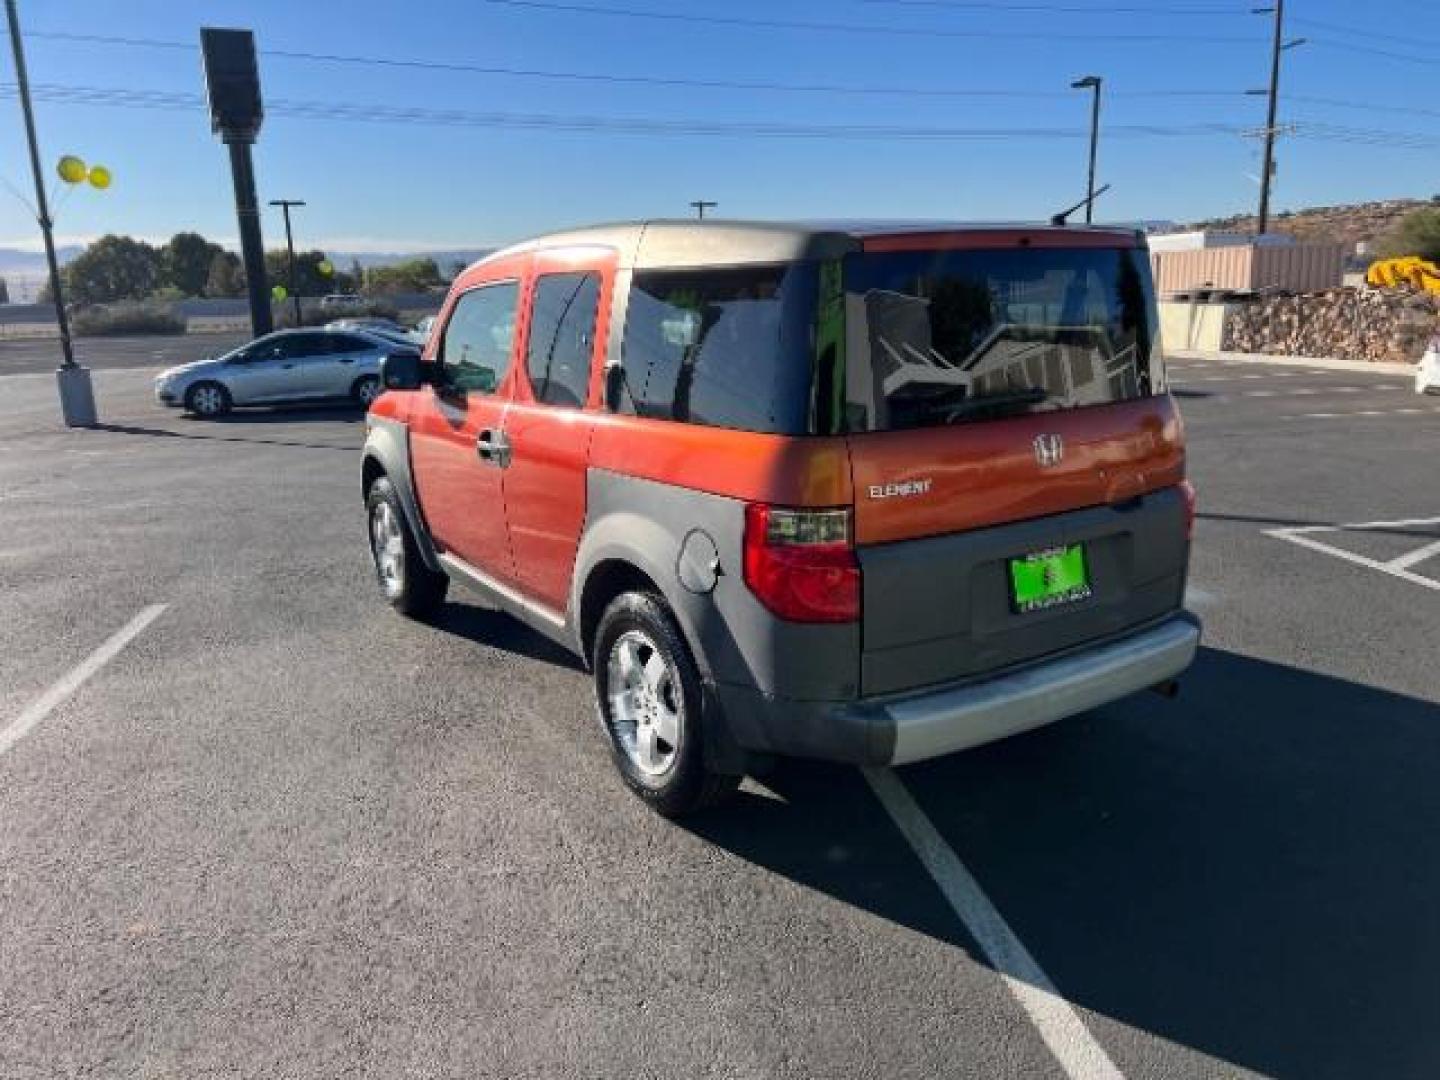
(5, 80, 1437, 152)
(1308, 37, 1439, 66)
(861, 0, 1244, 13)
(1291, 16, 1440, 50)
(0, 81, 1255, 140)
(469, 0, 1259, 42)
(10, 30, 1248, 101)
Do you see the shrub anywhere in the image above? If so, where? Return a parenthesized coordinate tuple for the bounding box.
(71, 301, 185, 336)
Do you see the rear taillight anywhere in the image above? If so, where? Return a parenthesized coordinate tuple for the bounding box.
(1179, 480, 1197, 540)
(743, 504, 860, 623)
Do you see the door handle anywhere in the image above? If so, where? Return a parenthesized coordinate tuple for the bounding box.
(281, 363, 296, 369)
(476, 429, 512, 467)
(338, 357, 354, 364)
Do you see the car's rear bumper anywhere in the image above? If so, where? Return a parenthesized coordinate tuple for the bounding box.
(714, 612, 1201, 766)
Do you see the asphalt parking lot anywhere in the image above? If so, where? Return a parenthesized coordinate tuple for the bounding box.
(2, 357, 1438, 1078)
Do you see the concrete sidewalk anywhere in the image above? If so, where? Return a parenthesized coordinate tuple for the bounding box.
(1168, 348, 1416, 377)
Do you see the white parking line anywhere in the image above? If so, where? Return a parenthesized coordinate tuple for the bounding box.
(1266, 518, 1440, 593)
(0, 604, 168, 758)
(1389, 538, 1440, 571)
(1281, 408, 1440, 420)
(863, 767, 1124, 1080)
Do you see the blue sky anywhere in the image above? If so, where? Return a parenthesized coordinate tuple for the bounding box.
(0, 0, 1436, 254)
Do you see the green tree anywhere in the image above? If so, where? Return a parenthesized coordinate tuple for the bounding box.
(0, 276, 9, 304)
(205, 251, 245, 297)
(264, 248, 337, 296)
(362, 257, 443, 295)
(1377, 208, 1440, 262)
(62, 235, 161, 305)
(159, 232, 225, 297)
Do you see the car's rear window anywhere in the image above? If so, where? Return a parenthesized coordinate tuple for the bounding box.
(614, 244, 1157, 436)
(836, 246, 1158, 433)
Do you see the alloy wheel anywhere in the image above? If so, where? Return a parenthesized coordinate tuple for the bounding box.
(606, 630, 681, 776)
(370, 500, 406, 598)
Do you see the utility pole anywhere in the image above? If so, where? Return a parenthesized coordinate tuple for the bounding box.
(270, 199, 305, 325)
(690, 200, 717, 220)
(6, 0, 94, 424)
(1253, 2, 1305, 236)
(1071, 76, 1103, 225)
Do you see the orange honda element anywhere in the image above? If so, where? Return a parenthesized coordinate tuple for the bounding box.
(362, 220, 1200, 815)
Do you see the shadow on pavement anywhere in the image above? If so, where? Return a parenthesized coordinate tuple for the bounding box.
(92, 421, 357, 453)
(691, 647, 1440, 1079)
(430, 600, 584, 672)
(199, 405, 366, 426)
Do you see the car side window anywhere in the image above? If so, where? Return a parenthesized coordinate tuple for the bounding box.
(330, 334, 374, 354)
(438, 282, 519, 395)
(525, 272, 600, 409)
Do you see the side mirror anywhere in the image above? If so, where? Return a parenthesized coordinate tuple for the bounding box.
(603, 363, 625, 411)
(381, 351, 426, 391)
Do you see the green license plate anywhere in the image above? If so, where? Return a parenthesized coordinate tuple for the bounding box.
(1009, 544, 1092, 614)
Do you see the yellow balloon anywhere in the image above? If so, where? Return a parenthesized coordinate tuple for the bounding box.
(271, 284, 288, 301)
(317, 259, 334, 277)
(56, 155, 87, 184)
(87, 165, 111, 190)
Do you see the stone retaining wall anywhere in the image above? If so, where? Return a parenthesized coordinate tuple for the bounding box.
(1222, 288, 1436, 364)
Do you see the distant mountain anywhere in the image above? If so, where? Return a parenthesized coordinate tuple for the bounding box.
(325, 249, 495, 272)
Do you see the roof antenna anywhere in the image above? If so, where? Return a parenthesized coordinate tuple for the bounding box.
(1051, 183, 1112, 227)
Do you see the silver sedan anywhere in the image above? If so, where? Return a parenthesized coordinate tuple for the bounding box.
(153, 329, 416, 417)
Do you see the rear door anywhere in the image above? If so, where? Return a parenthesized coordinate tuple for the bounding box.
(836, 237, 1189, 695)
(309, 332, 377, 397)
(409, 276, 525, 580)
(501, 248, 614, 613)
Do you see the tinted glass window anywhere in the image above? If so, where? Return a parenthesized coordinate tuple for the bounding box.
(620, 264, 818, 434)
(837, 247, 1156, 432)
(526, 273, 600, 408)
(329, 334, 376, 354)
(439, 282, 519, 394)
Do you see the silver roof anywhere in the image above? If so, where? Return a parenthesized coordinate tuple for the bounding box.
(474, 218, 1139, 272)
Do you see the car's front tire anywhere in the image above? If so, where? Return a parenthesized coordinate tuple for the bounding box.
(593, 591, 740, 817)
(366, 476, 448, 618)
(184, 381, 231, 417)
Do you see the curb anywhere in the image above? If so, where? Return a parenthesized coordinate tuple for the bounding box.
(1168, 349, 1416, 377)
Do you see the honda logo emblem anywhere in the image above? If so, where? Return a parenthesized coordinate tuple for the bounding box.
(1033, 434, 1064, 467)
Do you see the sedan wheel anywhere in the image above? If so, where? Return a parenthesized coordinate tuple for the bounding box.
(353, 375, 381, 407)
(185, 382, 230, 417)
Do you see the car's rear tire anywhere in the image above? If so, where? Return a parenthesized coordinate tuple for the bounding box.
(366, 476, 448, 618)
(352, 375, 382, 408)
(593, 591, 740, 817)
(184, 381, 231, 417)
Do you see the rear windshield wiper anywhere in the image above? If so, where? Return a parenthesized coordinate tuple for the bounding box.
(942, 388, 1049, 422)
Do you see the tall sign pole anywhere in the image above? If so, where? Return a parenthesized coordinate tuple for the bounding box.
(201, 28, 271, 337)
(6, 0, 95, 425)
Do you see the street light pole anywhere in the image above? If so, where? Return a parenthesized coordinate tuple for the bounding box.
(1071, 75, 1103, 225)
(690, 200, 717, 220)
(5, 0, 94, 424)
(270, 198, 305, 325)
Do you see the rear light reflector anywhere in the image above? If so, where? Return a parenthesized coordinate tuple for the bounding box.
(743, 504, 860, 623)
(1179, 479, 1197, 540)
